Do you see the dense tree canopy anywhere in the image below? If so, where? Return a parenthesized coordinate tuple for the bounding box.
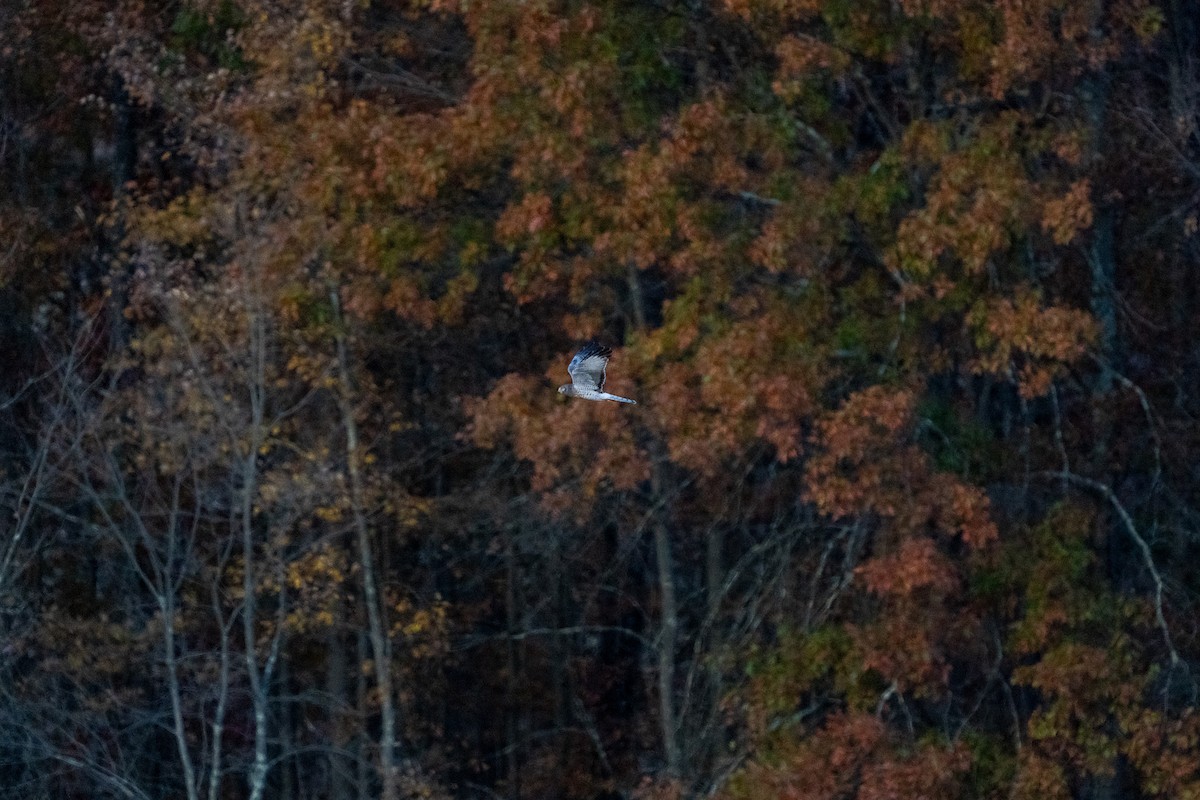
(2, 0, 1199, 798)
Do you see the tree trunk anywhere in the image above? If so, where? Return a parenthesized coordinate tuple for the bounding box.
(327, 592, 353, 800)
(207, 575, 231, 800)
(331, 289, 399, 800)
(628, 264, 682, 778)
(505, 524, 522, 799)
(653, 512, 681, 777)
(163, 503, 200, 800)
(1083, 0, 1119, 393)
(241, 304, 271, 800)
(651, 459, 681, 778)
(356, 628, 371, 800)
(107, 74, 136, 354)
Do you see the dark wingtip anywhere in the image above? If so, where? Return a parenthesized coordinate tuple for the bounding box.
(577, 340, 613, 358)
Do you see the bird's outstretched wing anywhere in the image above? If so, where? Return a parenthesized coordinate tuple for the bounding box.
(567, 341, 611, 392)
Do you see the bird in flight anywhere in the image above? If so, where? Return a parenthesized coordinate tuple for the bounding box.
(558, 342, 637, 405)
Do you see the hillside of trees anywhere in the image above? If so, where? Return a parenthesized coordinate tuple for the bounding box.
(2, 1, 1199, 798)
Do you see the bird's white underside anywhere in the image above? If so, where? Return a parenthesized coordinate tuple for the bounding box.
(569, 388, 637, 404)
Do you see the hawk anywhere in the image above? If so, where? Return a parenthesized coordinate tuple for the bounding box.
(558, 342, 637, 405)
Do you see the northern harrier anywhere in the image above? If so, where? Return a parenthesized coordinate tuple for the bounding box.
(558, 342, 637, 405)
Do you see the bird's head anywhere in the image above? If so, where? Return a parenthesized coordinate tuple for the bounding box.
(557, 384, 571, 396)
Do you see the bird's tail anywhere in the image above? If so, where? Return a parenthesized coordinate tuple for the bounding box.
(604, 393, 637, 405)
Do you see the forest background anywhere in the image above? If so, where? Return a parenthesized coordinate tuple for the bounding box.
(1, 1, 1199, 799)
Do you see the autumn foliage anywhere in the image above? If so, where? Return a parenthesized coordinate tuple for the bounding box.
(1, 0, 1199, 798)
